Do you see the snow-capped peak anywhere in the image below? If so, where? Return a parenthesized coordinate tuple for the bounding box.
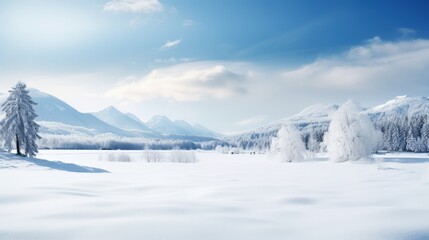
(146, 115, 179, 134)
(367, 96, 429, 117)
(147, 115, 173, 127)
(288, 103, 339, 122)
(93, 106, 153, 133)
(104, 106, 120, 112)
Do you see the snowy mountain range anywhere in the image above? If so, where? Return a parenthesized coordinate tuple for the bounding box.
(1, 87, 429, 151)
(0, 89, 221, 140)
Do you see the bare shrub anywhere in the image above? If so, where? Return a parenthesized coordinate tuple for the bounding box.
(143, 150, 163, 163)
(169, 150, 197, 163)
(102, 152, 132, 162)
(116, 153, 132, 162)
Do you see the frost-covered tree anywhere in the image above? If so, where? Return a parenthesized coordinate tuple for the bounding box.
(421, 121, 429, 151)
(271, 124, 306, 162)
(306, 132, 320, 159)
(0, 82, 41, 157)
(325, 101, 382, 162)
(389, 124, 401, 151)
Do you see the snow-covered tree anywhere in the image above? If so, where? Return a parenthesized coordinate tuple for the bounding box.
(389, 124, 401, 151)
(0, 82, 41, 157)
(271, 124, 305, 162)
(306, 132, 320, 159)
(421, 121, 429, 151)
(325, 101, 382, 162)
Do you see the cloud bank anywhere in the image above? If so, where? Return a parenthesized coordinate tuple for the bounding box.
(282, 37, 429, 91)
(106, 63, 247, 102)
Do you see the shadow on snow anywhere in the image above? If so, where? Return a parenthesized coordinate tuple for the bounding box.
(382, 157, 429, 164)
(0, 152, 109, 173)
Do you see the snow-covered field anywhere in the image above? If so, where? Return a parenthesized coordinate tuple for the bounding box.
(1, 150, 429, 240)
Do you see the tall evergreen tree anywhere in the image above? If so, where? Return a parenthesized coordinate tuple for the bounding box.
(0, 82, 41, 157)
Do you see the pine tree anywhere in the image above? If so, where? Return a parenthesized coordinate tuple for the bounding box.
(421, 120, 429, 151)
(0, 82, 41, 157)
(390, 124, 401, 151)
(398, 117, 409, 151)
(406, 128, 416, 152)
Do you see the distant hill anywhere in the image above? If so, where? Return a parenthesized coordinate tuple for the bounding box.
(365, 96, 429, 121)
(146, 115, 221, 138)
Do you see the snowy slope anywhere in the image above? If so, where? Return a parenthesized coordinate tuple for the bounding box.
(173, 120, 202, 135)
(365, 95, 429, 121)
(288, 103, 339, 122)
(126, 112, 145, 124)
(193, 123, 223, 138)
(29, 89, 133, 136)
(257, 103, 338, 134)
(147, 115, 182, 135)
(93, 106, 153, 133)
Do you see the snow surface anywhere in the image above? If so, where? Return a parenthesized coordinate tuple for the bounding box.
(1, 150, 429, 240)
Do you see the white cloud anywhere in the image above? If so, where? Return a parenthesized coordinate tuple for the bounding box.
(103, 0, 163, 13)
(236, 116, 267, 127)
(282, 37, 429, 91)
(183, 19, 195, 27)
(106, 63, 247, 102)
(161, 39, 181, 49)
(155, 57, 193, 64)
(397, 28, 416, 38)
(129, 17, 141, 26)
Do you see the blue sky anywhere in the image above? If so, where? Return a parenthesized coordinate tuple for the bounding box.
(1, 0, 429, 133)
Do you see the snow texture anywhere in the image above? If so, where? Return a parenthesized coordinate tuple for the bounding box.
(0, 150, 429, 240)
